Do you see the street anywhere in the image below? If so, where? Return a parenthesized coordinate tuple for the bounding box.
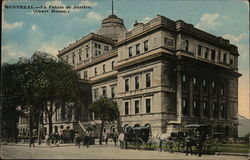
(1, 143, 248, 159)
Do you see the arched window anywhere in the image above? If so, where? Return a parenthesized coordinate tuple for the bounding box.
(134, 124, 140, 127)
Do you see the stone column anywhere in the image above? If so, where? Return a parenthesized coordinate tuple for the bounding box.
(226, 78, 231, 121)
(189, 76, 193, 118)
(176, 65, 182, 122)
(199, 82, 203, 118)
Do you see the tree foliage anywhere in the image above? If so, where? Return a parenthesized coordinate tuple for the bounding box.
(90, 97, 120, 144)
(2, 54, 81, 143)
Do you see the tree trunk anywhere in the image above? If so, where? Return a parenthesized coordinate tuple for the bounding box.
(48, 102, 53, 135)
(29, 111, 33, 147)
(99, 120, 104, 145)
(48, 114, 53, 135)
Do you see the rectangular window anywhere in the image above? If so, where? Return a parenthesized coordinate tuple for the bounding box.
(135, 76, 139, 89)
(144, 40, 148, 52)
(223, 53, 227, 63)
(211, 50, 216, 60)
(95, 50, 98, 56)
(146, 73, 151, 88)
(125, 79, 129, 91)
(86, 49, 89, 58)
(184, 40, 189, 52)
(94, 89, 98, 101)
(212, 103, 217, 118)
(221, 104, 226, 119)
(94, 67, 97, 76)
(204, 48, 209, 58)
(220, 88, 224, 96)
(83, 71, 88, 79)
(136, 44, 140, 54)
(135, 100, 140, 114)
(164, 37, 174, 46)
(111, 86, 115, 98)
(146, 99, 151, 113)
(102, 87, 106, 97)
(198, 45, 202, 56)
(72, 55, 75, 64)
(193, 77, 196, 84)
(182, 99, 188, 115)
(203, 101, 209, 117)
(128, 47, 132, 57)
(230, 59, 234, 65)
(112, 61, 115, 70)
(203, 80, 206, 86)
(125, 102, 129, 115)
(103, 64, 106, 73)
(182, 75, 186, 83)
(193, 100, 199, 117)
(79, 53, 82, 61)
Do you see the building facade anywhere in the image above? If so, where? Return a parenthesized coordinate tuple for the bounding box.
(54, 13, 240, 138)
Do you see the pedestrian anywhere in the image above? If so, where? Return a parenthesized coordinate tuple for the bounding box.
(112, 134, 117, 146)
(168, 137, 174, 153)
(105, 134, 108, 144)
(197, 133, 205, 157)
(45, 134, 50, 146)
(30, 136, 35, 148)
(75, 134, 81, 148)
(185, 135, 193, 156)
(85, 134, 90, 148)
(118, 132, 124, 149)
(159, 138, 163, 152)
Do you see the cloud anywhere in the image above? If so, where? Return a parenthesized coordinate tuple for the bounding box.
(2, 12, 24, 30)
(78, 0, 98, 7)
(195, 13, 227, 31)
(223, 33, 248, 44)
(3, 21, 24, 30)
(87, 11, 102, 20)
(45, 0, 66, 7)
(31, 24, 38, 31)
(2, 44, 27, 63)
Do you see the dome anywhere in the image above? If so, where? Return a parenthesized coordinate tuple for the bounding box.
(97, 14, 127, 40)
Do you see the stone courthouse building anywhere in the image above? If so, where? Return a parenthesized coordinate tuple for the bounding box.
(54, 10, 241, 138)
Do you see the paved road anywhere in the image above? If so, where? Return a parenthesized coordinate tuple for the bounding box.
(1, 143, 248, 159)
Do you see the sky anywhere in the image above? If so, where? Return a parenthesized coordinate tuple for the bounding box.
(2, 0, 249, 118)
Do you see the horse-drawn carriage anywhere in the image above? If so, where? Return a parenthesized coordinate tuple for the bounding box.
(123, 126, 150, 149)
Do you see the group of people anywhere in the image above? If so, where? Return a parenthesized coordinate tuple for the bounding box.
(104, 133, 117, 146)
(157, 130, 206, 157)
(75, 133, 91, 148)
(45, 133, 60, 146)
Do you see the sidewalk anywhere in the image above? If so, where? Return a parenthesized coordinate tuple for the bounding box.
(215, 151, 249, 157)
(1, 142, 75, 148)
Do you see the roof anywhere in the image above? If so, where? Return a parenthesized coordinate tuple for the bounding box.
(97, 14, 127, 40)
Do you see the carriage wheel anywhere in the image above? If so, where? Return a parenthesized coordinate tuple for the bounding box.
(135, 138, 145, 150)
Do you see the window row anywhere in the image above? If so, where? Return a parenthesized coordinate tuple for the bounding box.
(124, 73, 151, 92)
(182, 99, 227, 119)
(93, 61, 115, 76)
(93, 86, 116, 100)
(94, 43, 110, 51)
(184, 40, 235, 66)
(124, 98, 151, 115)
(128, 40, 148, 58)
(182, 75, 226, 96)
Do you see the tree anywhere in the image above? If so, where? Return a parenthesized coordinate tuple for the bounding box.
(2, 52, 80, 145)
(90, 97, 120, 144)
(2, 63, 23, 142)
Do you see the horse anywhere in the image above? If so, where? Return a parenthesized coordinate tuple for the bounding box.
(118, 133, 125, 149)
